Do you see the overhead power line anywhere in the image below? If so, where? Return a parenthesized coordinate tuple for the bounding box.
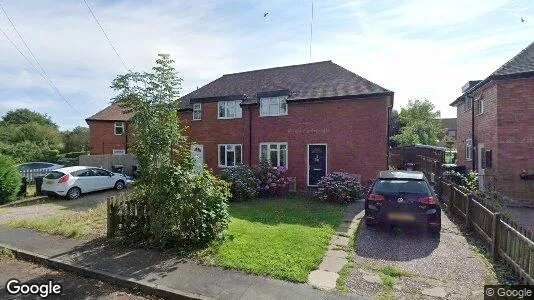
(82, 0, 130, 72)
(0, 4, 81, 115)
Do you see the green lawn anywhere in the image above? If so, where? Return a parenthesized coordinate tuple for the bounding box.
(201, 197, 346, 282)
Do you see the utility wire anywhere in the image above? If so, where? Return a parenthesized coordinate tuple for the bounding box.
(82, 0, 130, 72)
(0, 4, 82, 115)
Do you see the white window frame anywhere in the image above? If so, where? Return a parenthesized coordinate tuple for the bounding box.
(192, 103, 202, 120)
(114, 122, 124, 135)
(218, 144, 243, 167)
(260, 96, 288, 117)
(218, 100, 242, 119)
(465, 139, 473, 161)
(113, 149, 126, 155)
(464, 97, 472, 112)
(477, 99, 484, 115)
(259, 142, 288, 168)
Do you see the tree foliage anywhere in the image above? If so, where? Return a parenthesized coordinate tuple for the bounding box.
(0, 109, 62, 163)
(392, 99, 446, 146)
(62, 126, 90, 152)
(111, 54, 230, 247)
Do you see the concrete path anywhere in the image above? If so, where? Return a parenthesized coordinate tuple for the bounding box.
(0, 228, 365, 300)
(345, 211, 497, 299)
(308, 201, 364, 290)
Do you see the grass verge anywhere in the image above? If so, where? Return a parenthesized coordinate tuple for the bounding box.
(199, 197, 346, 283)
(0, 247, 14, 259)
(2, 204, 107, 238)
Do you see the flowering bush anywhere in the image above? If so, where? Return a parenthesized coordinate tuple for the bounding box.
(315, 172, 362, 204)
(254, 159, 291, 197)
(220, 165, 260, 202)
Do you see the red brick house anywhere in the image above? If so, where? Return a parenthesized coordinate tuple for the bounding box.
(87, 61, 393, 189)
(86, 104, 133, 155)
(450, 41, 534, 201)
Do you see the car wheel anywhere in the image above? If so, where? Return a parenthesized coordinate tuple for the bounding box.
(114, 180, 125, 190)
(66, 187, 81, 200)
(429, 227, 441, 238)
(365, 219, 377, 227)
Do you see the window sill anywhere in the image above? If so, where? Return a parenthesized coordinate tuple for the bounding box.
(259, 114, 288, 118)
(477, 112, 484, 116)
(217, 117, 242, 120)
(192, 119, 202, 121)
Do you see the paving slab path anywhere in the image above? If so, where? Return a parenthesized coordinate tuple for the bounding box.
(0, 227, 365, 300)
(345, 211, 498, 299)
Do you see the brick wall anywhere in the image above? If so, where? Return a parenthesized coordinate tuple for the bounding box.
(496, 77, 534, 201)
(88, 121, 129, 155)
(180, 97, 389, 189)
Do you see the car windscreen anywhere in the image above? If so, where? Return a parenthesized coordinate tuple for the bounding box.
(44, 171, 65, 179)
(372, 179, 431, 195)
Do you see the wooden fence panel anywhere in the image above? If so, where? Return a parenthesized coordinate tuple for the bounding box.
(416, 154, 534, 285)
(107, 195, 149, 238)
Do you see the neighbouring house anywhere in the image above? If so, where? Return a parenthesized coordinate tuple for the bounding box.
(87, 61, 393, 190)
(450, 41, 534, 201)
(179, 61, 393, 189)
(437, 117, 457, 149)
(86, 104, 133, 155)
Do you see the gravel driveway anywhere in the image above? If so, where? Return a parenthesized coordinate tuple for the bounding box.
(0, 189, 127, 223)
(345, 212, 496, 299)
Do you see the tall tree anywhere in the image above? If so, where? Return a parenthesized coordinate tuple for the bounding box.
(0, 108, 57, 128)
(62, 126, 90, 152)
(393, 99, 446, 146)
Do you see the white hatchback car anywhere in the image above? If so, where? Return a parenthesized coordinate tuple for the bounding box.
(41, 166, 128, 200)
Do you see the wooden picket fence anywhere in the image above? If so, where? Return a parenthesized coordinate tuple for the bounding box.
(418, 155, 534, 284)
(106, 195, 150, 238)
(20, 169, 51, 182)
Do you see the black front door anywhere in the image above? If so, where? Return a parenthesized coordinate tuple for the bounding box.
(308, 144, 327, 186)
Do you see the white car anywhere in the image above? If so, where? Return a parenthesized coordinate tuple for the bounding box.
(41, 166, 128, 200)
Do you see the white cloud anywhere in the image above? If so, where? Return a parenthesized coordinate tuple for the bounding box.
(1, 0, 533, 128)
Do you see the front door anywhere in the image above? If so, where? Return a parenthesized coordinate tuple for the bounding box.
(308, 144, 327, 186)
(478, 143, 485, 191)
(191, 144, 204, 173)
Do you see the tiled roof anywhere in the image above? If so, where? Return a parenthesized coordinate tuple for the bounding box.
(490, 41, 534, 77)
(180, 61, 392, 109)
(451, 41, 534, 106)
(85, 103, 132, 122)
(441, 118, 457, 130)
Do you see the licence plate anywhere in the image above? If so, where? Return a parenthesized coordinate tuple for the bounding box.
(388, 213, 415, 221)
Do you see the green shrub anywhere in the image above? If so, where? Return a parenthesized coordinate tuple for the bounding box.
(220, 165, 260, 202)
(444, 171, 478, 191)
(253, 159, 290, 197)
(63, 151, 88, 159)
(131, 165, 230, 248)
(315, 172, 362, 204)
(0, 155, 22, 204)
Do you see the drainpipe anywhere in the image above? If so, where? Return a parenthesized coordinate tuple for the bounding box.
(248, 105, 252, 166)
(124, 121, 128, 154)
(468, 95, 475, 171)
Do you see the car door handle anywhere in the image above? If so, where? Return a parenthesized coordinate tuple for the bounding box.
(313, 168, 322, 171)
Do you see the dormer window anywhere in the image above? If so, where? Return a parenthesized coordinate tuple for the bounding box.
(218, 100, 242, 119)
(260, 96, 288, 117)
(193, 103, 202, 120)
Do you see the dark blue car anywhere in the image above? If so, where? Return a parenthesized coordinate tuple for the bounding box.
(365, 171, 441, 236)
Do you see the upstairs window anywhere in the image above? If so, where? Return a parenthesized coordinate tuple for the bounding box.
(260, 143, 288, 168)
(218, 144, 242, 167)
(193, 103, 202, 120)
(465, 139, 473, 161)
(260, 96, 288, 117)
(114, 122, 124, 135)
(464, 96, 473, 112)
(218, 100, 242, 119)
(477, 99, 484, 115)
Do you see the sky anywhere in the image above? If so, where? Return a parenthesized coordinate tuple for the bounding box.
(0, 0, 533, 130)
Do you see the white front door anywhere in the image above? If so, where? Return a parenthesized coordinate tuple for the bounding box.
(477, 143, 485, 191)
(191, 145, 204, 172)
